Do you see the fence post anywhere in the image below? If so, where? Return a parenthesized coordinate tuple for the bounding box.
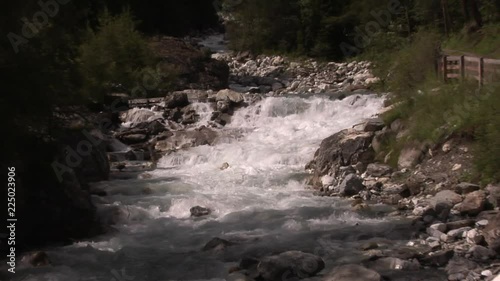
(442, 55, 448, 82)
(460, 55, 465, 81)
(478, 57, 484, 87)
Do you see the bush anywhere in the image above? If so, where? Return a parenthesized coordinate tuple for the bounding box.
(379, 30, 442, 99)
(79, 9, 155, 101)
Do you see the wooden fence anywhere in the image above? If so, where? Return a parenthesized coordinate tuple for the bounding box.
(438, 54, 500, 86)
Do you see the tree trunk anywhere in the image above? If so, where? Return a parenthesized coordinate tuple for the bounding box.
(469, 0, 483, 27)
(441, 0, 451, 36)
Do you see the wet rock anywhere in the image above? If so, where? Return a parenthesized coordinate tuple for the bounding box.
(216, 89, 244, 104)
(164, 92, 189, 109)
(202, 237, 234, 251)
(454, 182, 480, 195)
(363, 118, 385, 132)
(361, 242, 379, 251)
(366, 257, 421, 271)
(257, 251, 324, 281)
(220, 162, 230, 170)
(190, 206, 211, 217)
(419, 250, 454, 267)
(120, 134, 148, 145)
(338, 174, 366, 196)
(324, 264, 381, 281)
(454, 190, 486, 216)
(366, 163, 393, 177)
(306, 129, 374, 187)
(22, 251, 50, 267)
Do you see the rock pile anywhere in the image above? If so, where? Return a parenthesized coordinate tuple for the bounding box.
(306, 114, 500, 280)
(213, 52, 379, 95)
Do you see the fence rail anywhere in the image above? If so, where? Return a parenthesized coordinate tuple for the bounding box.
(438, 54, 500, 86)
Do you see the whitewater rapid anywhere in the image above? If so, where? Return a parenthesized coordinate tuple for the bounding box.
(12, 94, 432, 281)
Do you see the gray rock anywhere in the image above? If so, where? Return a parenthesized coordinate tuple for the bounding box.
(363, 118, 385, 132)
(454, 190, 486, 216)
(271, 82, 284, 91)
(324, 264, 381, 281)
(447, 227, 471, 239)
(430, 190, 463, 220)
(420, 250, 454, 267)
(483, 214, 500, 254)
(445, 257, 478, 278)
(22, 251, 50, 267)
(468, 245, 495, 261)
(454, 182, 480, 194)
(446, 219, 475, 230)
(486, 184, 500, 208)
(430, 223, 447, 233)
(165, 92, 189, 109)
(119, 133, 148, 144)
(366, 163, 393, 177)
(366, 257, 420, 271)
(202, 237, 233, 251)
(397, 143, 426, 169)
(216, 89, 244, 104)
(306, 129, 374, 187)
(466, 229, 484, 244)
(338, 174, 366, 196)
(190, 206, 211, 217)
(257, 251, 324, 280)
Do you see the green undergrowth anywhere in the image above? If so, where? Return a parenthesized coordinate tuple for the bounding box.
(366, 29, 500, 184)
(443, 24, 500, 59)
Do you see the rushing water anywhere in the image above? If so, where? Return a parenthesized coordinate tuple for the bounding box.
(9, 95, 446, 281)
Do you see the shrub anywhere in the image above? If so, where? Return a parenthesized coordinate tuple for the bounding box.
(79, 9, 154, 101)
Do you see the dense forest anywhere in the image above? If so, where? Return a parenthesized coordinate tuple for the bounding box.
(224, 0, 499, 58)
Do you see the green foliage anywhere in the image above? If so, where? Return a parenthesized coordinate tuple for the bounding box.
(444, 24, 500, 59)
(79, 10, 154, 101)
(379, 30, 442, 98)
(470, 83, 500, 183)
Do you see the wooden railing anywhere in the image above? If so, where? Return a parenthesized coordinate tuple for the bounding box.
(438, 54, 500, 85)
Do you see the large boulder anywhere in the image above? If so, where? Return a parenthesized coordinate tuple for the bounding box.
(257, 251, 324, 281)
(307, 129, 374, 188)
(429, 190, 463, 219)
(454, 190, 486, 216)
(164, 92, 189, 109)
(323, 264, 381, 281)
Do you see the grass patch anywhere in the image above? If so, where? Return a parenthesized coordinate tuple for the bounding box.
(443, 24, 500, 59)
